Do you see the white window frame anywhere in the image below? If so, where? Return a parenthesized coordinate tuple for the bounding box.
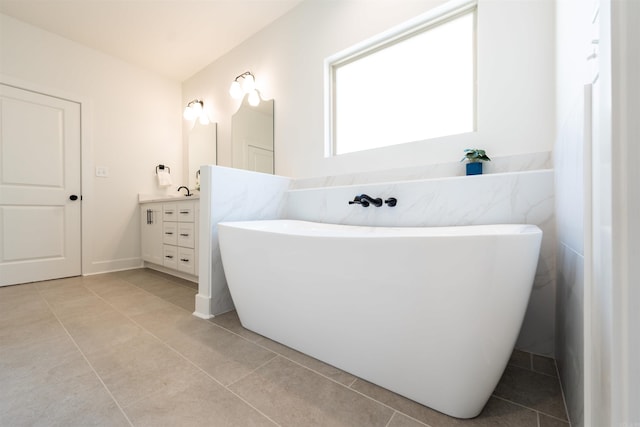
(324, 0, 477, 157)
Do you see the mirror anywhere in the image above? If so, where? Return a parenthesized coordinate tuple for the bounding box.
(231, 95, 274, 174)
(188, 121, 217, 189)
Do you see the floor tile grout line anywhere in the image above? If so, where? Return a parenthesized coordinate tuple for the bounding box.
(491, 394, 570, 423)
(207, 319, 263, 343)
(531, 368, 560, 378)
(387, 411, 433, 427)
(123, 269, 198, 293)
(104, 274, 197, 314)
(509, 352, 559, 378)
(124, 274, 196, 298)
(384, 411, 396, 427)
(32, 285, 135, 427)
(155, 275, 198, 292)
(83, 282, 283, 427)
(525, 351, 561, 378)
(536, 410, 573, 427)
(136, 278, 198, 297)
(508, 362, 563, 379)
(225, 352, 280, 389)
(538, 410, 573, 425)
(554, 359, 573, 427)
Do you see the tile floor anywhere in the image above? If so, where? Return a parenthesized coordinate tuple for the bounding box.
(0, 268, 571, 426)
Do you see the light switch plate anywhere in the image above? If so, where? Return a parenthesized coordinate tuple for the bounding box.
(96, 166, 109, 177)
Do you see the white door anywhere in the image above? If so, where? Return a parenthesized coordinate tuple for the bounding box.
(247, 145, 274, 174)
(0, 84, 81, 286)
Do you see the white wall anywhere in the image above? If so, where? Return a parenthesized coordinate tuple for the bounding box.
(183, 0, 554, 179)
(612, 2, 640, 422)
(0, 14, 183, 275)
(586, 0, 640, 425)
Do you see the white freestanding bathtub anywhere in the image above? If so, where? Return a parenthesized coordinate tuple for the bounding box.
(218, 220, 542, 418)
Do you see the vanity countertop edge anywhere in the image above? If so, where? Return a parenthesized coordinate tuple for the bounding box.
(138, 193, 201, 203)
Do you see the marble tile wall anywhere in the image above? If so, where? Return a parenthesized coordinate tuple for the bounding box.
(196, 166, 292, 319)
(554, 91, 586, 427)
(285, 169, 556, 356)
(556, 243, 584, 427)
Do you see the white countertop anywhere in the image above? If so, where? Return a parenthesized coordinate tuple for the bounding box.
(138, 193, 200, 203)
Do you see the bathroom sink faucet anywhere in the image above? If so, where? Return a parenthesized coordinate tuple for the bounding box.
(177, 186, 192, 197)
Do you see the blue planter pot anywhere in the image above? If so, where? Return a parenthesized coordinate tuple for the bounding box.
(466, 162, 483, 176)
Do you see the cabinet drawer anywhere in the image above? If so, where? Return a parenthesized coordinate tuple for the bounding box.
(177, 202, 195, 222)
(177, 223, 195, 248)
(163, 203, 177, 221)
(163, 222, 178, 245)
(163, 245, 178, 269)
(177, 247, 195, 275)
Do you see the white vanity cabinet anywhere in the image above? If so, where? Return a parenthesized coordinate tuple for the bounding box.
(140, 199, 199, 280)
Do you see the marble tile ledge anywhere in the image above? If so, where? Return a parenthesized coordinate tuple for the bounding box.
(292, 151, 553, 190)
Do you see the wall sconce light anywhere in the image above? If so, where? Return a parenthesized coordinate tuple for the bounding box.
(229, 71, 261, 107)
(183, 99, 210, 125)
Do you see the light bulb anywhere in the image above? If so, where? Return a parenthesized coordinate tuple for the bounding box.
(183, 106, 195, 120)
(198, 112, 210, 125)
(248, 89, 260, 107)
(242, 73, 255, 93)
(191, 101, 203, 116)
(229, 81, 243, 99)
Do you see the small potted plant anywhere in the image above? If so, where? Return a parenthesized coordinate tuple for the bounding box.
(461, 148, 491, 176)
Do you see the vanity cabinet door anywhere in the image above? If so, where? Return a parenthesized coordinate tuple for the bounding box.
(141, 203, 163, 265)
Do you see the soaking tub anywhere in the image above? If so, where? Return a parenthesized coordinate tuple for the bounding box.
(218, 220, 542, 418)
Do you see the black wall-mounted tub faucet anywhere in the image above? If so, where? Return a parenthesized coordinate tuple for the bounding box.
(349, 194, 383, 207)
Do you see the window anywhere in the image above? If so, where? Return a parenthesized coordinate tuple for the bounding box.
(326, 1, 476, 156)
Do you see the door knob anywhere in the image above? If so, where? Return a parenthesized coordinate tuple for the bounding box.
(69, 195, 79, 201)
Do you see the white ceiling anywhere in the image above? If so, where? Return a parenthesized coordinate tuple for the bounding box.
(0, 0, 303, 81)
